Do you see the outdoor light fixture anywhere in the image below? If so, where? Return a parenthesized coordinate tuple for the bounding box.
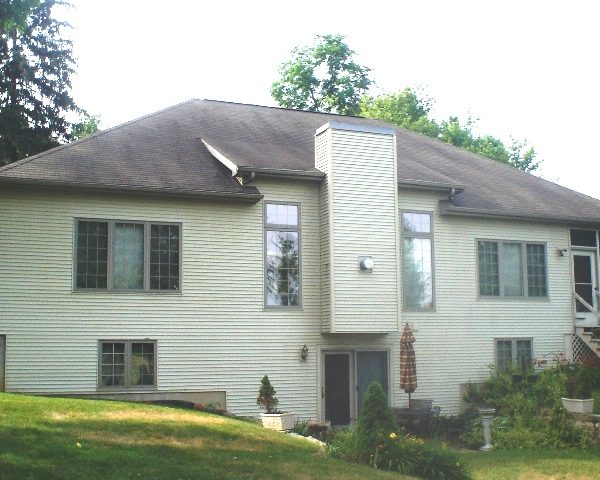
(300, 344, 309, 361)
(557, 248, 568, 257)
(359, 256, 374, 272)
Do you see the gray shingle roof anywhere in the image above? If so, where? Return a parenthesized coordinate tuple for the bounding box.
(1, 99, 599, 224)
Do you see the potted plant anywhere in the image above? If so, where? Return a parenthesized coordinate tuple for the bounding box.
(561, 374, 594, 414)
(257, 375, 295, 431)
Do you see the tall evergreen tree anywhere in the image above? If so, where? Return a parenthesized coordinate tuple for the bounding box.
(0, 0, 82, 165)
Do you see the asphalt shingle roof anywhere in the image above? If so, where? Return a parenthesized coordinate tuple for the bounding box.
(1, 99, 599, 224)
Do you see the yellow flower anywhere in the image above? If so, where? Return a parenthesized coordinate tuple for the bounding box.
(389, 432, 397, 439)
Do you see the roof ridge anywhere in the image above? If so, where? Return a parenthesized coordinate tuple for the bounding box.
(0, 98, 202, 174)
(201, 98, 369, 120)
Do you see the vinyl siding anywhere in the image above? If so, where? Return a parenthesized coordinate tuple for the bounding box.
(0, 182, 576, 417)
(399, 189, 573, 413)
(327, 128, 400, 333)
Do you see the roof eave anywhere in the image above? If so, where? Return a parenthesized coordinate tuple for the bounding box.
(0, 177, 263, 203)
(398, 179, 465, 193)
(237, 166, 326, 182)
(440, 201, 600, 227)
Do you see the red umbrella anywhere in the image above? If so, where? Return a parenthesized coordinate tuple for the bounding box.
(400, 323, 417, 408)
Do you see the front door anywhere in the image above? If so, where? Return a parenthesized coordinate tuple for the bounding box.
(573, 251, 598, 326)
(324, 353, 351, 426)
(0, 335, 5, 392)
(356, 351, 388, 414)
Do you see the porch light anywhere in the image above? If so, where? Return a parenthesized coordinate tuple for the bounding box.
(359, 256, 374, 272)
(300, 344, 309, 361)
(557, 248, 568, 257)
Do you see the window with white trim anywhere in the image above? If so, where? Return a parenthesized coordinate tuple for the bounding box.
(402, 211, 434, 310)
(265, 203, 300, 307)
(477, 241, 547, 298)
(99, 340, 156, 389)
(495, 339, 532, 371)
(75, 220, 181, 291)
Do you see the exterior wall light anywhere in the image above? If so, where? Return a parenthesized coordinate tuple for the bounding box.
(557, 248, 568, 257)
(359, 256, 374, 272)
(300, 344, 309, 361)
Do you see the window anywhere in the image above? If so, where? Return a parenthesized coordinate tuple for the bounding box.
(99, 340, 156, 389)
(75, 220, 181, 291)
(477, 241, 547, 298)
(265, 203, 300, 307)
(570, 229, 598, 248)
(402, 211, 434, 310)
(495, 339, 532, 371)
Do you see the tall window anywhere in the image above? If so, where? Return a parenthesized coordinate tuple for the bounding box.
(478, 241, 547, 298)
(265, 203, 300, 307)
(75, 220, 181, 291)
(99, 340, 156, 389)
(495, 339, 532, 371)
(402, 211, 434, 310)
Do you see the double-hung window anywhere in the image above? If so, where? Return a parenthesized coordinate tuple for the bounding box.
(402, 211, 434, 310)
(495, 339, 532, 371)
(265, 203, 300, 307)
(99, 340, 156, 389)
(477, 240, 547, 298)
(75, 220, 181, 291)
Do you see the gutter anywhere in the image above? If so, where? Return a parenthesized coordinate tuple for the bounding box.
(398, 178, 465, 194)
(440, 200, 600, 228)
(237, 166, 326, 183)
(0, 177, 263, 204)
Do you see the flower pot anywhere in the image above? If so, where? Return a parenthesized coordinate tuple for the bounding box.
(260, 412, 295, 431)
(561, 397, 594, 414)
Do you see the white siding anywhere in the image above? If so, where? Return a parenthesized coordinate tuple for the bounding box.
(0, 182, 576, 417)
(399, 189, 573, 413)
(321, 127, 400, 333)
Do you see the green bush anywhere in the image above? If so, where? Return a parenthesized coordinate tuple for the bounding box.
(461, 364, 596, 449)
(373, 433, 471, 480)
(355, 382, 397, 460)
(327, 428, 362, 464)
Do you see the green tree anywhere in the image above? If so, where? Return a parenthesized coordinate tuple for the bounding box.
(256, 375, 279, 414)
(0, 0, 83, 165)
(363, 89, 540, 172)
(360, 88, 439, 137)
(271, 34, 372, 116)
(70, 114, 100, 140)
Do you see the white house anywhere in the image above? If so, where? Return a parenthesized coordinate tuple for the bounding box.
(1, 99, 599, 424)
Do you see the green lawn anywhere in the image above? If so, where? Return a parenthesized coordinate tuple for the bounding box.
(462, 448, 600, 480)
(1, 393, 598, 480)
(0, 393, 404, 480)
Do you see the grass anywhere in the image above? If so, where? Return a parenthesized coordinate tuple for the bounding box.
(462, 448, 600, 480)
(1, 393, 599, 480)
(0, 393, 404, 480)
(593, 389, 600, 414)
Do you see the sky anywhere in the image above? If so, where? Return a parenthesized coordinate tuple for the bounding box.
(59, 0, 600, 198)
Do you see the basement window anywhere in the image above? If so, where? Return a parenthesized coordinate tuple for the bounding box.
(495, 339, 532, 371)
(99, 340, 156, 389)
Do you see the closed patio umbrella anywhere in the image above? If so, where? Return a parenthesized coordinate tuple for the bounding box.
(400, 323, 417, 408)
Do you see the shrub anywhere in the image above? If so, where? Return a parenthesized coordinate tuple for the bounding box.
(327, 428, 362, 464)
(256, 375, 279, 413)
(355, 382, 397, 459)
(460, 363, 595, 449)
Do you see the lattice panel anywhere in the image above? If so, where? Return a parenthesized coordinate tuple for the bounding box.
(572, 334, 598, 364)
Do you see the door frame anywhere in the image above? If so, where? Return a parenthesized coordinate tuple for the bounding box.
(572, 249, 598, 326)
(319, 346, 392, 424)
